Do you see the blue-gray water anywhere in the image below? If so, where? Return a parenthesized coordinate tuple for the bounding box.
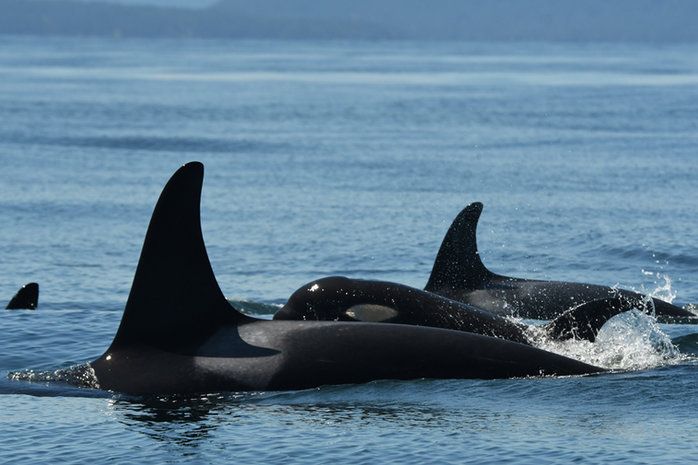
(1, 37, 698, 464)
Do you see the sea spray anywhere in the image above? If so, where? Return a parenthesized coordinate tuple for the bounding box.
(641, 270, 678, 305)
(526, 310, 684, 371)
(8, 363, 100, 389)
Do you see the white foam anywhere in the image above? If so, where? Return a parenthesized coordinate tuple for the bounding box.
(8, 363, 100, 389)
(527, 310, 685, 371)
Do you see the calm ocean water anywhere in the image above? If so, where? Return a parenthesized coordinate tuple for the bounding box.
(1, 36, 698, 464)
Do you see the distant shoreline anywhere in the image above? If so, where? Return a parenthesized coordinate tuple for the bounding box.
(2, 0, 698, 43)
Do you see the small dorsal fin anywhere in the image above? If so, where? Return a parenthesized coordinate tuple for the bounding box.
(545, 296, 645, 342)
(109, 162, 243, 351)
(6, 282, 39, 310)
(425, 202, 494, 293)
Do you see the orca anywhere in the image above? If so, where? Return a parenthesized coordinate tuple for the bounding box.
(274, 276, 646, 343)
(90, 162, 605, 394)
(424, 202, 696, 322)
(6, 282, 39, 310)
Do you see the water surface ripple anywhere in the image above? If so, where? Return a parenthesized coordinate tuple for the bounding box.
(1, 38, 698, 464)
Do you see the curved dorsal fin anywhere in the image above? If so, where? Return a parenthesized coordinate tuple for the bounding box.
(6, 282, 39, 310)
(425, 202, 494, 293)
(545, 296, 646, 342)
(110, 162, 242, 351)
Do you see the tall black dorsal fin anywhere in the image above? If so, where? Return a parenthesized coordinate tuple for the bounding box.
(6, 282, 39, 310)
(110, 162, 243, 350)
(545, 296, 646, 342)
(425, 202, 494, 293)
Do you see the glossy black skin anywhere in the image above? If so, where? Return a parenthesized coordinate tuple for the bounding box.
(274, 277, 644, 344)
(92, 318, 604, 394)
(436, 278, 684, 321)
(275, 276, 531, 344)
(6, 282, 39, 310)
(90, 163, 604, 394)
(425, 202, 696, 322)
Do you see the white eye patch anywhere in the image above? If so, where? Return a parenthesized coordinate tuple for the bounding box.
(345, 304, 399, 322)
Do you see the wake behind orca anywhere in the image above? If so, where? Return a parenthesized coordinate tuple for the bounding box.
(88, 162, 604, 394)
(424, 202, 696, 322)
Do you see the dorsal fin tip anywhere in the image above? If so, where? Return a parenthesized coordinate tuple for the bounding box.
(110, 161, 240, 350)
(425, 201, 493, 294)
(465, 201, 483, 214)
(6, 282, 39, 310)
(545, 296, 644, 342)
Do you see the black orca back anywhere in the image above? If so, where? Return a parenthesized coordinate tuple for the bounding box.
(90, 163, 608, 394)
(424, 202, 696, 322)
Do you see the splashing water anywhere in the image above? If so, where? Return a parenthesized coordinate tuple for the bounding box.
(8, 363, 100, 389)
(685, 303, 698, 315)
(638, 271, 698, 316)
(641, 270, 678, 304)
(527, 310, 684, 371)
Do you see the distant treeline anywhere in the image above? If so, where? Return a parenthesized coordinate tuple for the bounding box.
(1, 0, 697, 41)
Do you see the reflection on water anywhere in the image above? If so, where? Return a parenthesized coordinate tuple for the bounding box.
(3, 374, 698, 463)
(104, 381, 530, 457)
(110, 394, 234, 446)
(108, 387, 460, 447)
(255, 402, 458, 429)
